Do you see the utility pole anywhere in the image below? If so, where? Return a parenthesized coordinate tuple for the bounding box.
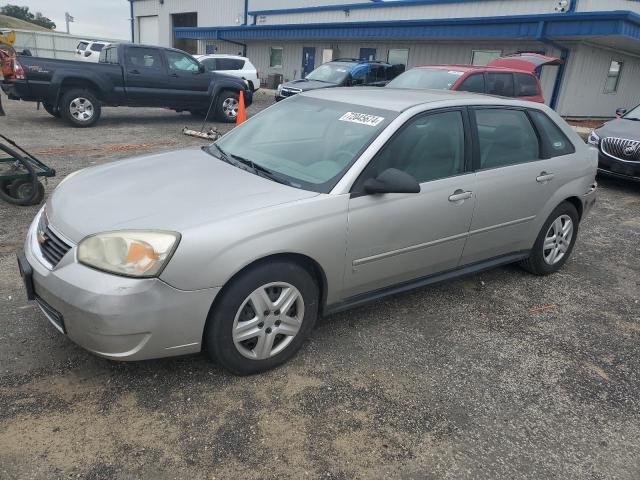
(65, 12, 74, 34)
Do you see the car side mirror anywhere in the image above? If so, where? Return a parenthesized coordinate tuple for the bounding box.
(198, 64, 206, 73)
(616, 108, 627, 118)
(363, 168, 420, 195)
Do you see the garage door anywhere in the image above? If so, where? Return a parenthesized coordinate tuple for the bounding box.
(138, 16, 159, 45)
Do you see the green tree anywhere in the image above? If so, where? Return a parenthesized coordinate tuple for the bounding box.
(0, 4, 56, 30)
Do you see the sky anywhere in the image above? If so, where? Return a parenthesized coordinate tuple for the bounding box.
(16, 1, 132, 40)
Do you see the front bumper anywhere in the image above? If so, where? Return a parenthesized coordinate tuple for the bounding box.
(597, 151, 640, 182)
(21, 212, 219, 361)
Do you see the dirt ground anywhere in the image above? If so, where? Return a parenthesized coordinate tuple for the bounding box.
(1, 93, 639, 480)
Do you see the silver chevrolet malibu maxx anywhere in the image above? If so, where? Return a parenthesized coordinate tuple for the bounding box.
(18, 88, 598, 374)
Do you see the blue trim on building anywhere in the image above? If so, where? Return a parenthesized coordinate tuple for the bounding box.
(175, 11, 640, 43)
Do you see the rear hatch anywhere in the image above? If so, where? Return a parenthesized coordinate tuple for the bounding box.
(487, 53, 563, 72)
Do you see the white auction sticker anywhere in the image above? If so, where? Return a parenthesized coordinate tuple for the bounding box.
(339, 112, 385, 127)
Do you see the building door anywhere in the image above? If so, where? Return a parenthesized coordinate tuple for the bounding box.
(301, 47, 316, 78)
(359, 48, 376, 61)
(138, 16, 159, 45)
(172, 12, 197, 54)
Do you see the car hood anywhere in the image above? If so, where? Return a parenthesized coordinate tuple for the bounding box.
(47, 148, 318, 243)
(594, 118, 640, 140)
(282, 79, 336, 92)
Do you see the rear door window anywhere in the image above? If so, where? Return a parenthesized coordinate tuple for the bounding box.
(90, 43, 105, 52)
(474, 108, 540, 169)
(125, 47, 163, 70)
(457, 73, 485, 93)
(217, 58, 245, 70)
(486, 73, 515, 97)
(514, 73, 540, 97)
(528, 110, 575, 158)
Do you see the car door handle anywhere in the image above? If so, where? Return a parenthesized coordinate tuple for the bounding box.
(128, 69, 140, 75)
(536, 172, 555, 183)
(448, 190, 473, 203)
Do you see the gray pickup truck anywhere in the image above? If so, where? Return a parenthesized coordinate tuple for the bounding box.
(1, 43, 253, 127)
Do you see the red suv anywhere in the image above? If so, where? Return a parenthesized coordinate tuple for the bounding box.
(386, 53, 562, 103)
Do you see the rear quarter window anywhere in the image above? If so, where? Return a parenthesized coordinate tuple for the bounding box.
(528, 110, 576, 158)
(90, 43, 106, 52)
(217, 58, 245, 70)
(514, 73, 540, 97)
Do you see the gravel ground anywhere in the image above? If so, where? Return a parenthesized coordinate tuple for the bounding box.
(0, 94, 639, 480)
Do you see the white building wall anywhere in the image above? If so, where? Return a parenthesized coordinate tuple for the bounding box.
(577, 0, 640, 14)
(557, 43, 640, 117)
(250, 0, 370, 9)
(133, 0, 246, 47)
(254, 0, 560, 25)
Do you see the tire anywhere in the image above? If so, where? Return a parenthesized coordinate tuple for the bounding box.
(42, 102, 60, 118)
(59, 88, 101, 128)
(205, 260, 319, 375)
(5, 178, 45, 206)
(215, 90, 239, 123)
(519, 202, 579, 276)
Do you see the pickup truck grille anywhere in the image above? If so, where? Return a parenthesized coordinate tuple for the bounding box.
(601, 137, 640, 162)
(40, 226, 72, 267)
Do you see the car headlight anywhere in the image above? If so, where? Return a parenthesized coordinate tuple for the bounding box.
(77, 230, 180, 278)
(587, 131, 600, 147)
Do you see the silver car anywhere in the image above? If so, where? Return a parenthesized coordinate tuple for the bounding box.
(18, 88, 598, 374)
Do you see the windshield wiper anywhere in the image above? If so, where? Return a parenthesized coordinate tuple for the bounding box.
(229, 153, 292, 186)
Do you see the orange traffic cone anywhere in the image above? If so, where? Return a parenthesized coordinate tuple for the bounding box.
(236, 90, 247, 125)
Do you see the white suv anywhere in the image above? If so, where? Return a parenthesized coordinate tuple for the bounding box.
(194, 54, 260, 92)
(75, 41, 109, 63)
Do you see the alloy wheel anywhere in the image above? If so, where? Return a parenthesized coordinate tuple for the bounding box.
(69, 97, 94, 122)
(543, 214, 574, 265)
(222, 97, 239, 119)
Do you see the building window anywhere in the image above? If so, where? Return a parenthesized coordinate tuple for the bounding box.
(270, 47, 283, 68)
(604, 60, 623, 94)
(471, 50, 502, 66)
(388, 48, 409, 68)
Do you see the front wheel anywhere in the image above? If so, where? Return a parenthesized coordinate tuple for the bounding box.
(60, 89, 102, 128)
(215, 91, 239, 123)
(205, 260, 319, 375)
(519, 202, 579, 275)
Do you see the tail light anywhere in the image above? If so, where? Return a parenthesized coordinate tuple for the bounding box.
(13, 59, 25, 80)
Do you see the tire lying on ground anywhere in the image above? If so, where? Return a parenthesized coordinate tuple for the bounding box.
(59, 88, 102, 128)
(0, 178, 45, 206)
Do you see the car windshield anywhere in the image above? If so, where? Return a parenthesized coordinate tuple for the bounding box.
(387, 68, 464, 90)
(306, 63, 353, 84)
(211, 96, 396, 193)
(623, 104, 640, 120)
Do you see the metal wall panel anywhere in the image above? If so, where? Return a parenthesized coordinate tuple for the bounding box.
(133, 0, 246, 46)
(557, 43, 640, 117)
(13, 29, 124, 60)
(254, 0, 558, 25)
(577, 0, 640, 14)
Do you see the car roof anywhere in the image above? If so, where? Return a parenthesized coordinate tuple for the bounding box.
(413, 65, 535, 75)
(194, 54, 249, 61)
(301, 87, 523, 112)
(329, 59, 392, 66)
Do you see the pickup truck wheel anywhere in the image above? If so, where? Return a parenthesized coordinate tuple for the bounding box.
(42, 102, 60, 118)
(216, 91, 239, 123)
(60, 89, 101, 128)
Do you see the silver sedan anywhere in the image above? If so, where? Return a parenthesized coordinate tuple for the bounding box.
(18, 88, 598, 374)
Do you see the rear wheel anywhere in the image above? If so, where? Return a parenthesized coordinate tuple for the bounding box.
(205, 260, 319, 375)
(215, 90, 239, 123)
(60, 89, 101, 128)
(519, 202, 579, 275)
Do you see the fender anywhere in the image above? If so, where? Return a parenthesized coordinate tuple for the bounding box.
(208, 75, 252, 105)
(48, 69, 115, 105)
